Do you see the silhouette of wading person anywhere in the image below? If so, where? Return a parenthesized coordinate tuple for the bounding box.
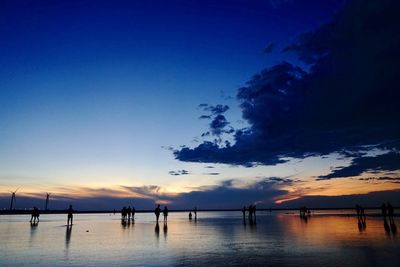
(132, 206, 136, 221)
(163, 206, 169, 223)
(67, 205, 74, 226)
(155, 204, 161, 222)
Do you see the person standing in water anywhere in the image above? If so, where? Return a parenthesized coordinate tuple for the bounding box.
(67, 205, 74, 226)
(163, 206, 169, 223)
(131, 206, 136, 221)
(155, 204, 161, 222)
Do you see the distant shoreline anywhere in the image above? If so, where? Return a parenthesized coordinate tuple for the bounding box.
(0, 207, 397, 216)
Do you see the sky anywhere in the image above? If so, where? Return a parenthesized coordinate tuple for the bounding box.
(1, 0, 399, 210)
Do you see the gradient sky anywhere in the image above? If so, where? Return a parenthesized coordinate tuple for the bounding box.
(1, 0, 399, 210)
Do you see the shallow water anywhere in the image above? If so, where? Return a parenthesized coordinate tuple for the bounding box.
(0, 211, 399, 266)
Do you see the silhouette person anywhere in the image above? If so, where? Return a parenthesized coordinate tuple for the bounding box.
(163, 206, 168, 223)
(248, 205, 253, 221)
(189, 212, 192, 220)
(132, 206, 136, 221)
(121, 206, 127, 221)
(67, 205, 74, 226)
(127, 206, 132, 221)
(242, 206, 246, 219)
(194, 206, 197, 220)
(155, 204, 161, 222)
(30, 207, 35, 223)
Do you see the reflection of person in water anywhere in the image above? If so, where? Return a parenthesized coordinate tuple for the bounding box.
(65, 225, 72, 248)
(163, 222, 168, 239)
(131, 206, 136, 221)
(383, 202, 397, 235)
(155, 222, 160, 239)
(355, 204, 366, 232)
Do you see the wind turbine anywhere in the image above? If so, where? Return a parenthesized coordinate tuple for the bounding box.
(9, 187, 20, 210)
(45, 192, 51, 211)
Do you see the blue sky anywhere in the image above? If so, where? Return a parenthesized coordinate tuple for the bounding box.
(1, 0, 399, 210)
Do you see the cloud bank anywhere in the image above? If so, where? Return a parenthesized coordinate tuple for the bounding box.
(174, 0, 400, 177)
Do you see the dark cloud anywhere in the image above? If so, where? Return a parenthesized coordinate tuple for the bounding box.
(197, 104, 232, 137)
(359, 177, 400, 182)
(278, 189, 400, 208)
(168, 170, 190, 176)
(2, 181, 399, 210)
(204, 172, 220, 176)
(175, 0, 400, 175)
(201, 131, 210, 137)
(318, 152, 400, 179)
(199, 115, 212, 119)
(0, 178, 288, 210)
(210, 114, 229, 136)
(266, 177, 294, 184)
(168, 178, 288, 209)
(200, 104, 230, 115)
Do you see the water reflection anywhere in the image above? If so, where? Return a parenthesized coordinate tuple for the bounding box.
(0, 212, 399, 266)
(29, 222, 38, 245)
(384, 217, 397, 236)
(163, 222, 168, 241)
(357, 216, 367, 232)
(65, 225, 72, 249)
(155, 222, 160, 240)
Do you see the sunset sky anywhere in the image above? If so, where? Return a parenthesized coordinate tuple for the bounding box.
(1, 0, 399, 210)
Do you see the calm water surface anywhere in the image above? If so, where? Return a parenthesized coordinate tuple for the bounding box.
(0, 211, 399, 266)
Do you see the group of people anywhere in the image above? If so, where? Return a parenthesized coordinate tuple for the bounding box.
(299, 206, 311, 217)
(29, 205, 74, 225)
(27, 203, 395, 229)
(242, 205, 257, 222)
(188, 207, 197, 220)
(121, 206, 136, 221)
(30, 206, 40, 223)
(154, 204, 169, 223)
